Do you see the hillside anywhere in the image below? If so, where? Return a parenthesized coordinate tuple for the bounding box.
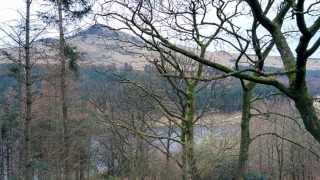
(69, 24, 320, 70)
(1, 24, 320, 71)
(0, 24, 320, 97)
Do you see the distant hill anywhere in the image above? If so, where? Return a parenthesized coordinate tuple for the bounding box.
(0, 24, 319, 94)
(1, 23, 320, 71)
(68, 24, 320, 71)
(67, 24, 147, 70)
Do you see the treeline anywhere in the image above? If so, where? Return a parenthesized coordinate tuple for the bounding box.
(0, 62, 319, 179)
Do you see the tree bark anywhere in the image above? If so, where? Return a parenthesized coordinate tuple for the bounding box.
(166, 121, 172, 163)
(0, 140, 4, 180)
(294, 87, 320, 142)
(235, 83, 254, 180)
(79, 147, 85, 180)
(24, 0, 33, 179)
(57, 0, 71, 179)
(181, 83, 201, 180)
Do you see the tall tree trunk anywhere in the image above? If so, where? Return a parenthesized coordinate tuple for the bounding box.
(57, 1, 71, 179)
(183, 125, 199, 180)
(24, 0, 33, 179)
(165, 120, 172, 174)
(79, 146, 85, 180)
(235, 83, 255, 180)
(6, 143, 11, 180)
(181, 130, 189, 180)
(0, 140, 4, 180)
(181, 83, 201, 180)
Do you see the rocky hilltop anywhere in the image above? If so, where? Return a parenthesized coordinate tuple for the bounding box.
(69, 24, 320, 71)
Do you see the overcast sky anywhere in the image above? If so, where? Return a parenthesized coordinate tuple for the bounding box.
(0, 0, 319, 58)
(0, 0, 93, 46)
(0, 1, 25, 23)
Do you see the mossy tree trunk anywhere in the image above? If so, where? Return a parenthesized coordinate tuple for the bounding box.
(294, 86, 320, 141)
(235, 82, 255, 180)
(245, 0, 320, 145)
(181, 82, 201, 180)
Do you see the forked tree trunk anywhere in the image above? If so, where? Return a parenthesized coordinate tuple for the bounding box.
(244, 0, 320, 146)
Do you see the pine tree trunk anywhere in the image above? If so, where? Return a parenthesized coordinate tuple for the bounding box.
(0, 140, 4, 180)
(79, 147, 85, 180)
(24, 0, 33, 179)
(57, 0, 71, 179)
(6, 144, 11, 180)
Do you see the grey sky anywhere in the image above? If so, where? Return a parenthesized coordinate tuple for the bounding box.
(0, 0, 319, 58)
(0, 1, 23, 22)
(0, 0, 90, 46)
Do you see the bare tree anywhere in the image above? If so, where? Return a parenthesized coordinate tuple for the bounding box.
(236, 1, 279, 178)
(242, 0, 320, 144)
(98, 0, 320, 145)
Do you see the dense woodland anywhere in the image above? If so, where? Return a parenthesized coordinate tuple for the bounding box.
(0, 0, 320, 180)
